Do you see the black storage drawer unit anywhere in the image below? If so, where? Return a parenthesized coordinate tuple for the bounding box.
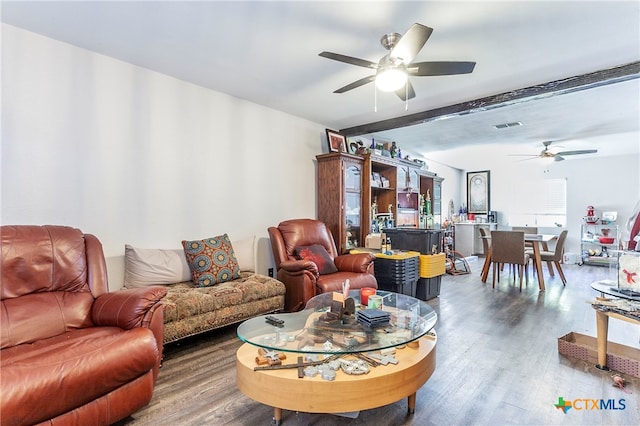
(383, 228, 443, 254)
(416, 276, 441, 301)
(374, 255, 419, 297)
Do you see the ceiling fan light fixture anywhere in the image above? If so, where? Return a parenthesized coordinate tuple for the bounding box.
(375, 67, 408, 92)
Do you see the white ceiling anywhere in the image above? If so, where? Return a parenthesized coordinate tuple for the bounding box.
(2, 0, 639, 170)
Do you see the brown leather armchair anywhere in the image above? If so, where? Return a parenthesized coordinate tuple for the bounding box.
(1, 225, 167, 426)
(268, 219, 377, 312)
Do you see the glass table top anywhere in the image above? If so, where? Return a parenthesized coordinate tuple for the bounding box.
(237, 290, 437, 354)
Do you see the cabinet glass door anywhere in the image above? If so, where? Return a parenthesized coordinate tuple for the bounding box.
(345, 164, 362, 250)
(433, 180, 442, 227)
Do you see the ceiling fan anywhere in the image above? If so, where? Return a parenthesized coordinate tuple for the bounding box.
(512, 141, 598, 162)
(319, 23, 476, 101)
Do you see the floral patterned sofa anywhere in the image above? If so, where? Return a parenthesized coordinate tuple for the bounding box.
(124, 235, 285, 344)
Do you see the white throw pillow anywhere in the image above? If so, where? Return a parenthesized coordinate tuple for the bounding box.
(232, 235, 256, 272)
(124, 245, 192, 288)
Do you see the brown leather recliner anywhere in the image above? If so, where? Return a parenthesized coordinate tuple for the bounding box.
(1, 225, 167, 426)
(268, 219, 377, 312)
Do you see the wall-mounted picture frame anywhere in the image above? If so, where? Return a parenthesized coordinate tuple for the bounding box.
(326, 129, 346, 153)
(467, 170, 490, 214)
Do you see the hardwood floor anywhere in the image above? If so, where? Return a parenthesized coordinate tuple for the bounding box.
(119, 261, 639, 425)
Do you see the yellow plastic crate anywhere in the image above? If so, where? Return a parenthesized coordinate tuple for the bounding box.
(419, 253, 446, 278)
(350, 249, 421, 260)
(374, 250, 420, 260)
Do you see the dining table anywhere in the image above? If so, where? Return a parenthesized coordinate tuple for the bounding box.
(480, 233, 557, 291)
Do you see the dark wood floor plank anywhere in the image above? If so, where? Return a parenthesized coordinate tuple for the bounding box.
(118, 261, 639, 425)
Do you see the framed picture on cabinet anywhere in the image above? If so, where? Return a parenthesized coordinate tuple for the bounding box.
(326, 129, 346, 153)
(467, 170, 490, 214)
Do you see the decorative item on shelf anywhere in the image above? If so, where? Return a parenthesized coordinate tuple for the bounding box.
(326, 129, 347, 153)
(598, 236, 615, 244)
(390, 142, 398, 158)
(371, 172, 381, 187)
(425, 190, 431, 215)
(348, 139, 368, 155)
(583, 205, 599, 224)
(602, 211, 617, 225)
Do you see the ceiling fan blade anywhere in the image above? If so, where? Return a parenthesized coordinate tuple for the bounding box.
(333, 75, 376, 93)
(395, 81, 416, 101)
(408, 61, 476, 76)
(390, 23, 433, 64)
(319, 51, 378, 69)
(554, 156, 566, 162)
(555, 149, 598, 156)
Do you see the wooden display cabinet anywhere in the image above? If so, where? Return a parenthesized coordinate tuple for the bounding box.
(316, 152, 364, 254)
(362, 154, 444, 236)
(365, 156, 398, 234)
(318, 152, 444, 252)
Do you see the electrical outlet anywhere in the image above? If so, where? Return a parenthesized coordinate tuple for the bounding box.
(268, 268, 274, 277)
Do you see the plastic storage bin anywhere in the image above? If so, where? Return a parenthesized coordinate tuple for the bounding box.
(419, 253, 446, 278)
(382, 228, 443, 254)
(416, 276, 441, 301)
(374, 252, 419, 297)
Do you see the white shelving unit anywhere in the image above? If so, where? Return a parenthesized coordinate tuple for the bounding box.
(580, 223, 619, 266)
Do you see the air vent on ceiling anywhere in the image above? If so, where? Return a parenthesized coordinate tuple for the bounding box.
(494, 121, 522, 129)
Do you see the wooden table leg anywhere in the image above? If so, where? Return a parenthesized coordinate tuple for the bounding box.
(595, 310, 610, 370)
(273, 407, 282, 425)
(532, 242, 545, 291)
(407, 392, 417, 414)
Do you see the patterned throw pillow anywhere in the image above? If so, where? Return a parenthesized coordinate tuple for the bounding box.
(182, 234, 241, 287)
(294, 244, 338, 275)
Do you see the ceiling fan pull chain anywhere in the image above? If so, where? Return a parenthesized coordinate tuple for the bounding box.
(374, 84, 378, 113)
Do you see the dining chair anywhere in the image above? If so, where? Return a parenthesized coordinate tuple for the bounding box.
(478, 227, 492, 278)
(512, 226, 538, 249)
(532, 230, 568, 285)
(490, 230, 529, 291)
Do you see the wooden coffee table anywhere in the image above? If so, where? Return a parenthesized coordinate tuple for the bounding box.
(235, 290, 438, 424)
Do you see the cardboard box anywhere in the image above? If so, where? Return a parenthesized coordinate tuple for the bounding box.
(558, 332, 640, 378)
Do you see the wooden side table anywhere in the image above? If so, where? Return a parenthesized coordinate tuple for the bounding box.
(591, 282, 640, 370)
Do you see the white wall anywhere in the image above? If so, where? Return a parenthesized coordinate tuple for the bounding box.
(1, 24, 324, 289)
(458, 154, 639, 256)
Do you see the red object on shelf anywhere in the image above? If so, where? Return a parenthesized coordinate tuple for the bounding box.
(587, 205, 596, 217)
(598, 237, 615, 244)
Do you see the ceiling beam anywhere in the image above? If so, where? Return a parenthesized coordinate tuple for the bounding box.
(339, 61, 640, 137)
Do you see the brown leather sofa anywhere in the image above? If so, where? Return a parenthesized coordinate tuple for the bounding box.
(268, 219, 377, 312)
(1, 225, 167, 426)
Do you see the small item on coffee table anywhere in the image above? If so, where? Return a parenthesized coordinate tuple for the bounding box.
(340, 359, 370, 375)
(255, 348, 287, 366)
(357, 308, 391, 327)
(368, 352, 399, 365)
(265, 315, 285, 327)
(368, 294, 383, 309)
